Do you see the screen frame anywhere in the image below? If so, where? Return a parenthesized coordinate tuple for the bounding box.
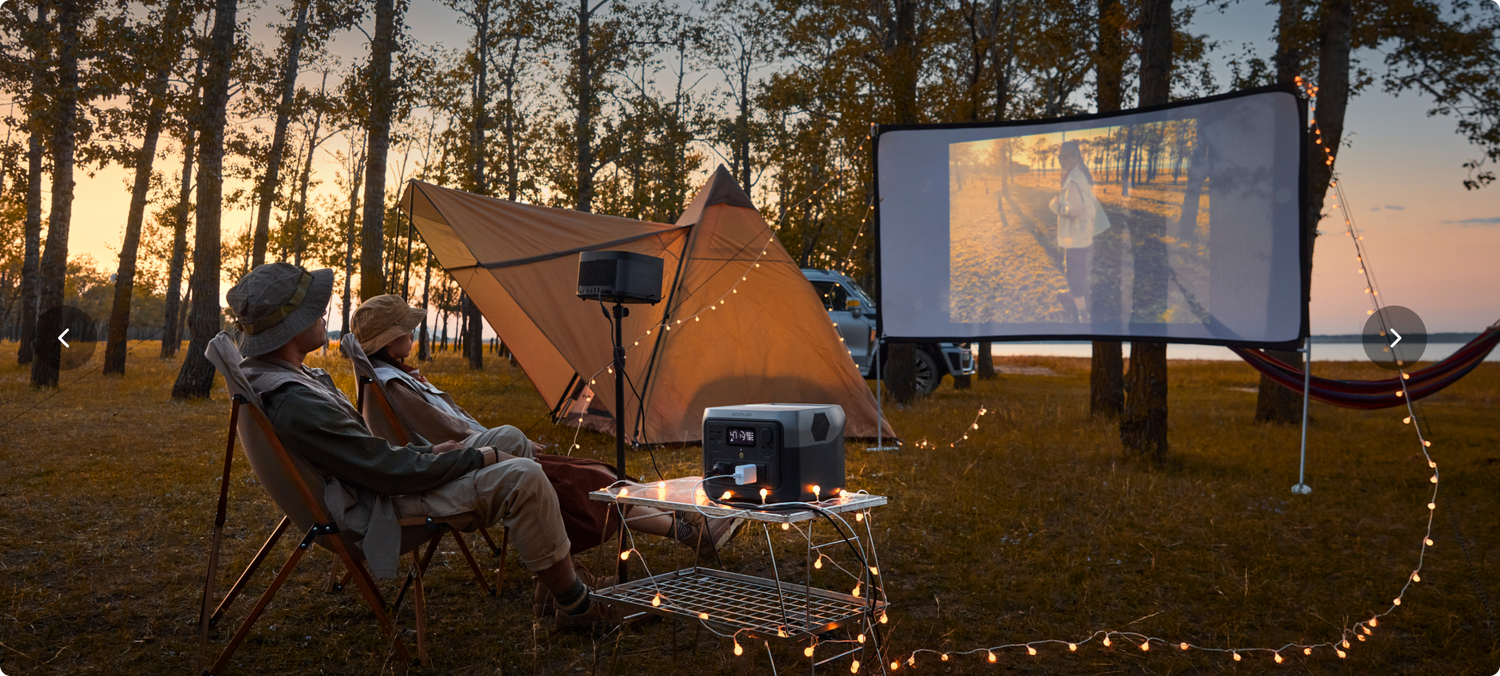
(872, 83, 1310, 350)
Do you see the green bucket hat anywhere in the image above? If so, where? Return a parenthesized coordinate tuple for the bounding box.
(226, 262, 335, 357)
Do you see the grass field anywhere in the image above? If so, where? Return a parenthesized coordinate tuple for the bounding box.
(1, 340, 1497, 675)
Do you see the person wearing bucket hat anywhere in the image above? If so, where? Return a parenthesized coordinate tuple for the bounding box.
(353, 296, 744, 590)
(227, 264, 619, 628)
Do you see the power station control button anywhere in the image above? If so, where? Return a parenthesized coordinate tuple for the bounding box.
(758, 427, 773, 449)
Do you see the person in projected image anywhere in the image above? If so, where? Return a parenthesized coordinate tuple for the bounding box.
(1048, 140, 1112, 323)
(350, 295, 743, 614)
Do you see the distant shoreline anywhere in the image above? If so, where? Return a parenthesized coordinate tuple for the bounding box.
(1310, 333, 1480, 344)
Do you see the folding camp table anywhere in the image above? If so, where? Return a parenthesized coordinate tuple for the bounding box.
(589, 478, 889, 673)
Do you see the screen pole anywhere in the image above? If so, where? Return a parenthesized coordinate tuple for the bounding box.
(1292, 336, 1312, 495)
(867, 336, 897, 451)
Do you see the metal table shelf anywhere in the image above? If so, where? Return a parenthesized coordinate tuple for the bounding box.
(592, 567, 885, 641)
(588, 477, 887, 524)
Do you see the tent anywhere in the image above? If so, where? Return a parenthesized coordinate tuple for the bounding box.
(401, 167, 895, 445)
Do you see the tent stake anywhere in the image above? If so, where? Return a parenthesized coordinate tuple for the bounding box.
(1292, 335, 1312, 495)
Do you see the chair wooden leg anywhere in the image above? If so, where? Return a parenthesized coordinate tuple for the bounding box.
(450, 530, 493, 596)
(326, 552, 343, 593)
(209, 535, 312, 674)
(412, 548, 430, 668)
(327, 535, 411, 665)
(496, 527, 510, 595)
(210, 516, 291, 627)
(394, 536, 442, 614)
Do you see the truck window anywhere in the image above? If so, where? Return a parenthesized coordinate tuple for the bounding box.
(810, 281, 847, 311)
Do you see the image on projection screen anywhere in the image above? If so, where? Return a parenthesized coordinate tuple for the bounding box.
(877, 86, 1306, 347)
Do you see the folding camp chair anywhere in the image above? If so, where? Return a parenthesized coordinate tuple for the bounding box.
(195, 333, 467, 672)
(338, 333, 511, 599)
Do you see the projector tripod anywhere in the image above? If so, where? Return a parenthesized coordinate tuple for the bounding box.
(608, 300, 631, 583)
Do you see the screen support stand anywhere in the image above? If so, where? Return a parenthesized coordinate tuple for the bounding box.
(1292, 335, 1313, 495)
(867, 336, 898, 452)
(612, 301, 632, 580)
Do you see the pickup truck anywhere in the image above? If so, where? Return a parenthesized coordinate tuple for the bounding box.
(803, 268, 975, 395)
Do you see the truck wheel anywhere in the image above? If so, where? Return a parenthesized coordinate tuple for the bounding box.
(913, 349, 941, 395)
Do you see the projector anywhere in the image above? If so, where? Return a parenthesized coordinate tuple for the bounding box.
(703, 404, 845, 504)
(577, 251, 663, 304)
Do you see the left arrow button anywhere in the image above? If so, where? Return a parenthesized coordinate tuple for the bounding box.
(58, 328, 70, 348)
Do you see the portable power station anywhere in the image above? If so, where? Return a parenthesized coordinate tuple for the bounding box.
(702, 404, 846, 504)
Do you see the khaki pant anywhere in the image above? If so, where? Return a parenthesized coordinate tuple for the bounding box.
(463, 425, 535, 459)
(393, 427, 571, 573)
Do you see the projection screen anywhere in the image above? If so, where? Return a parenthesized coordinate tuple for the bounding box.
(875, 85, 1308, 348)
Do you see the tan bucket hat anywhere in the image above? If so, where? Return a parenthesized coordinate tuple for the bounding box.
(225, 263, 334, 357)
(352, 294, 426, 355)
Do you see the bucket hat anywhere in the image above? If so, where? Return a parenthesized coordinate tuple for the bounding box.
(352, 294, 426, 355)
(225, 262, 335, 357)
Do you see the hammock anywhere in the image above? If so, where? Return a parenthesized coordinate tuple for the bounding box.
(1231, 324, 1500, 410)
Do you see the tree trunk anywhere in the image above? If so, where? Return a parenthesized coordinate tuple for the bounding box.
(250, 0, 310, 268)
(360, 0, 398, 301)
(17, 2, 50, 366)
(161, 115, 198, 359)
(1090, 0, 1127, 417)
(881, 0, 923, 402)
(574, 0, 595, 212)
(1120, 0, 1172, 461)
(291, 83, 324, 267)
(31, 0, 82, 387)
(977, 341, 996, 379)
(1256, 0, 1346, 424)
(340, 140, 365, 336)
(465, 295, 483, 370)
(884, 343, 918, 404)
(105, 0, 189, 374)
(172, 0, 239, 400)
(418, 252, 431, 361)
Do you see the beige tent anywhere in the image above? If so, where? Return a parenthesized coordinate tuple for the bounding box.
(401, 167, 894, 444)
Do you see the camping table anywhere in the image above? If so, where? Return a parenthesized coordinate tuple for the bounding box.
(589, 477, 889, 672)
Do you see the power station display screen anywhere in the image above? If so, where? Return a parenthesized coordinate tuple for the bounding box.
(727, 427, 756, 447)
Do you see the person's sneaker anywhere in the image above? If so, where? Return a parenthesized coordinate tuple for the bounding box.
(534, 562, 617, 618)
(675, 513, 746, 562)
(555, 598, 622, 630)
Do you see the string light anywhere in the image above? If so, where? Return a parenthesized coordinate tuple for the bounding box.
(604, 135, 1446, 668)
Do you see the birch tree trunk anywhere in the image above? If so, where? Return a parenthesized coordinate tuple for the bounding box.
(360, 0, 398, 301)
(340, 139, 366, 336)
(17, 2, 50, 367)
(31, 0, 83, 387)
(251, 0, 311, 268)
(172, 0, 239, 399)
(105, 0, 191, 374)
(161, 121, 197, 358)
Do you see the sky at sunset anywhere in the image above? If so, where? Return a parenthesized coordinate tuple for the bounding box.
(41, 0, 1500, 337)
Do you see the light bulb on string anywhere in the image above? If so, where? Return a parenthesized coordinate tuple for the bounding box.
(1027, 646, 1037, 656)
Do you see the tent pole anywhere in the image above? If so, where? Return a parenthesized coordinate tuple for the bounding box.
(868, 336, 897, 451)
(1293, 335, 1312, 495)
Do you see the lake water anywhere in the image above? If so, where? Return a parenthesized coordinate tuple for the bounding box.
(984, 342, 1496, 363)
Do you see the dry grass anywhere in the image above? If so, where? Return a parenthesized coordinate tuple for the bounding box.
(1, 340, 1497, 675)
